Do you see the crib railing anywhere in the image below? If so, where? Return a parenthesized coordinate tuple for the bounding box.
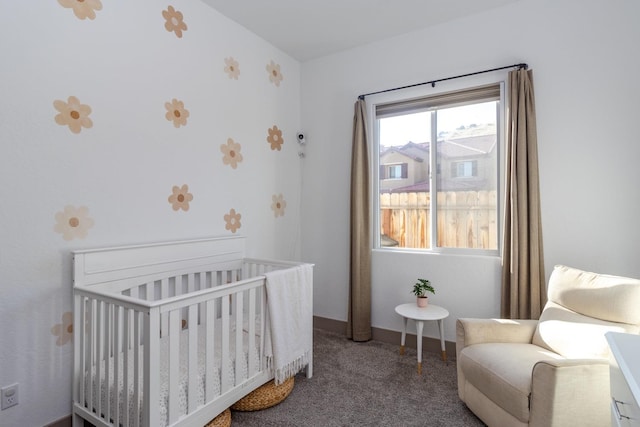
(72, 259, 293, 427)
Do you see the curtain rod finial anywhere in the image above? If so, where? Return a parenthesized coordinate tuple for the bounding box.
(358, 95, 365, 100)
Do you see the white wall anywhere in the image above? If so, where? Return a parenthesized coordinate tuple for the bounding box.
(301, 0, 640, 343)
(0, 1, 302, 425)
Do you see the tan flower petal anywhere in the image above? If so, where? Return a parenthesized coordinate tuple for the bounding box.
(163, 5, 188, 38)
(224, 57, 240, 80)
(266, 125, 284, 151)
(221, 138, 243, 169)
(51, 311, 74, 346)
(164, 98, 189, 128)
(271, 194, 287, 217)
(168, 184, 193, 211)
(54, 205, 94, 240)
(224, 208, 242, 233)
(53, 96, 94, 134)
(266, 60, 284, 87)
(58, 0, 102, 20)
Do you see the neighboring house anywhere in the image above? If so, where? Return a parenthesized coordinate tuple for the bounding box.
(379, 141, 428, 191)
(380, 133, 497, 193)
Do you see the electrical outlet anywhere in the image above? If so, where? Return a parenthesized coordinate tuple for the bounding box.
(1, 383, 18, 410)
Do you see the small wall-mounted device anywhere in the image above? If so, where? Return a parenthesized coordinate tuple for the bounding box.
(296, 132, 306, 145)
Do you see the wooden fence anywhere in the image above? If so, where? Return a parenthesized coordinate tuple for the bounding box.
(380, 191, 497, 249)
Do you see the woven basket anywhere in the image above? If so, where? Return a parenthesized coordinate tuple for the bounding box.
(231, 377, 295, 412)
(204, 408, 231, 427)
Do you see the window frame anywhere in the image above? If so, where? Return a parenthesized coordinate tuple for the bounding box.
(368, 77, 507, 257)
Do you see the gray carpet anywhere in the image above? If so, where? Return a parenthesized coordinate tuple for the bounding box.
(230, 328, 486, 426)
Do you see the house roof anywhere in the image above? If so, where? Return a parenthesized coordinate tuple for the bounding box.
(438, 134, 496, 159)
(380, 141, 427, 162)
(381, 134, 496, 162)
(384, 178, 492, 193)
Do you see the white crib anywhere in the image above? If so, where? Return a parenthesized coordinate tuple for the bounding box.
(71, 236, 313, 427)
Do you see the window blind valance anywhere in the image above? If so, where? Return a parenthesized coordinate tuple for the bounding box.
(375, 83, 500, 119)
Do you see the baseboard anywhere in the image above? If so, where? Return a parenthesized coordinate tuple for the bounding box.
(44, 416, 71, 427)
(313, 315, 457, 359)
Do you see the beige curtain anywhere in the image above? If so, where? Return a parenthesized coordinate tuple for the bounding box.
(501, 69, 547, 319)
(347, 99, 372, 341)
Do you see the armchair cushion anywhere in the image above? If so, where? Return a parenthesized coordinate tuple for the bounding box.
(532, 265, 640, 359)
(544, 265, 640, 324)
(459, 343, 563, 423)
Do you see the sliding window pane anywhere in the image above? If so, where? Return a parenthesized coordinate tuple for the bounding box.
(435, 102, 498, 249)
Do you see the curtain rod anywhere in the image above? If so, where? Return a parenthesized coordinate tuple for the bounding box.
(357, 63, 528, 100)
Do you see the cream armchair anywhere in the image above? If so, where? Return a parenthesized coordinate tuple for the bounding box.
(456, 265, 640, 427)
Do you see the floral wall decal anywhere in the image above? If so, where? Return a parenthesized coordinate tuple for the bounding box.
(224, 208, 242, 233)
(162, 6, 188, 38)
(267, 125, 284, 151)
(53, 96, 93, 134)
(224, 57, 240, 80)
(266, 60, 283, 87)
(168, 184, 193, 211)
(220, 138, 243, 169)
(54, 205, 94, 241)
(58, 0, 103, 20)
(165, 98, 190, 128)
(271, 194, 287, 217)
(51, 311, 74, 346)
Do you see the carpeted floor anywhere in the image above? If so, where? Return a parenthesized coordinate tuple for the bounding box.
(230, 328, 486, 426)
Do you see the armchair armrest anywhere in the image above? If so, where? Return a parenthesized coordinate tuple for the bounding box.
(529, 359, 610, 427)
(455, 318, 539, 402)
(456, 318, 539, 354)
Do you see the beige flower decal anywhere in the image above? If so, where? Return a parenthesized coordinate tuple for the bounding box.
(165, 98, 189, 128)
(267, 125, 284, 151)
(53, 96, 93, 134)
(168, 184, 193, 211)
(220, 138, 243, 169)
(266, 60, 283, 87)
(271, 194, 287, 218)
(162, 6, 187, 38)
(224, 208, 242, 233)
(54, 205, 94, 241)
(58, 0, 102, 20)
(51, 311, 74, 346)
(224, 57, 240, 80)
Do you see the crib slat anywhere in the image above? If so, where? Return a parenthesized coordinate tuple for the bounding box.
(221, 296, 230, 392)
(168, 310, 180, 424)
(145, 307, 160, 427)
(205, 300, 215, 402)
(160, 278, 169, 338)
(95, 301, 103, 419)
(78, 297, 87, 409)
(248, 288, 256, 377)
(123, 308, 131, 427)
(235, 292, 243, 385)
(187, 304, 198, 413)
(104, 303, 111, 424)
(258, 288, 269, 370)
(113, 305, 121, 427)
(133, 311, 141, 427)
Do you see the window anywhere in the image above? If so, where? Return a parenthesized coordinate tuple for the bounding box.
(452, 160, 478, 178)
(374, 83, 503, 253)
(381, 163, 408, 179)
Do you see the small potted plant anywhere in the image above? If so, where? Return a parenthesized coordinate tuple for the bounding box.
(412, 278, 435, 307)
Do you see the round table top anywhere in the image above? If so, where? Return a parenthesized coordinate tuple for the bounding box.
(395, 302, 449, 321)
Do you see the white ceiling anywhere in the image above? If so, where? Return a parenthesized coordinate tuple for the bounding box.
(201, 0, 522, 62)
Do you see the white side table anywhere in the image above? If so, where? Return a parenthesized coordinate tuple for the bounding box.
(395, 303, 449, 374)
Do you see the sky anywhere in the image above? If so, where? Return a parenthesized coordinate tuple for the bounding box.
(379, 101, 497, 147)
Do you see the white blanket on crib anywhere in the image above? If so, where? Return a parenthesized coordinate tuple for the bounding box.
(265, 264, 313, 384)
